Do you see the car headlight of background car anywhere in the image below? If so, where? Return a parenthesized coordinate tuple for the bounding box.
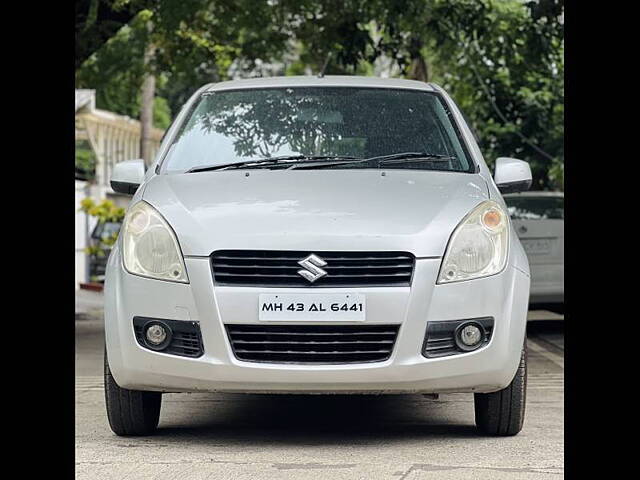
(121, 201, 189, 283)
(438, 200, 509, 284)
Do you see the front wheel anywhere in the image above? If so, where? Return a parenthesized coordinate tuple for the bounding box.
(104, 350, 162, 436)
(474, 342, 527, 436)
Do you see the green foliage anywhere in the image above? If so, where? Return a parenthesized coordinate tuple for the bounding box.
(153, 96, 171, 129)
(79, 197, 125, 258)
(417, 0, 564, 190)
(76, 0, 137, 69)
(75, 140, 97, 180)
(76, 2, 288, 120)
(76, 10, 172, 128)
(80, 197, 126, 223)
(76, 17, 146, 119)
(76, 0, 564, 190)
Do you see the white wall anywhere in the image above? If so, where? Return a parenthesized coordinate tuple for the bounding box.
(75, 180, 89, 289)
(76, 182, 130, 288)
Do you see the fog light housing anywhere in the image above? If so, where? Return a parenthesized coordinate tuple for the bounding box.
(143, 322, 172, 350)
(455, 322, 485, 351)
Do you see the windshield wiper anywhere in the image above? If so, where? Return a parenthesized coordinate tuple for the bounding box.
(289, 152, 456, 170)
(185, 155, 359, 173)
(186, 156, 307, 173)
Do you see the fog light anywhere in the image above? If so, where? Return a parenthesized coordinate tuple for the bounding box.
(455, 322, 484, 351)
(144, 322, 171, 349)
(460, 325, 481, 345)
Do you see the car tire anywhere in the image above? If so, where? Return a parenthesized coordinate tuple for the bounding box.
(474, 341, 527, 436)
(104, 349, 162, 436)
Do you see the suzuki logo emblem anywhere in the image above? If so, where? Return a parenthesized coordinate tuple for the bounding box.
(297, 254, 328, 283)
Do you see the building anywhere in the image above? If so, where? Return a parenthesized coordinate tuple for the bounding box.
(75, 89, 164, 288)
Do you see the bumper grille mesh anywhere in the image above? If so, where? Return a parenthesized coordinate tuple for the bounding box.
(211, 250, 414, 287)
(226, 324, 400, 364)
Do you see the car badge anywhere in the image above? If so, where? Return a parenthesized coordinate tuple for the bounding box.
(297, 254, 328, 283)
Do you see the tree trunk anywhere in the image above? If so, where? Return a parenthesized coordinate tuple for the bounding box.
(406, 37, 429, 83)
(407, 55, 429, 83)
(140, 23, 156, 170)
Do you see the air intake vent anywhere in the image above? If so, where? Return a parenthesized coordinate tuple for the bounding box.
(211, 250, 415, 287)
(226, 324, 400, 364)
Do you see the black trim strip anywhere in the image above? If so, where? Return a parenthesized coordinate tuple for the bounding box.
(110, 180, 140, 195)
(497, 179, 532, 194)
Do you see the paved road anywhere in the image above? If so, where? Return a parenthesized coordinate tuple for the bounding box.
(75, 293, 563, 479)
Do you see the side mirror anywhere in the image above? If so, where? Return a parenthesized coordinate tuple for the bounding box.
(110, 159, 145, 195)
(494, 157, 532, 194)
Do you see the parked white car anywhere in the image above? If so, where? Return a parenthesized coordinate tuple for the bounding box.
(104, 76, 532, 437)
(504, 192, 564, 310)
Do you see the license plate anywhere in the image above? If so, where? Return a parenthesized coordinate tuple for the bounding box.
(522, 238, 552, 255)
(259, 293, 366, 321)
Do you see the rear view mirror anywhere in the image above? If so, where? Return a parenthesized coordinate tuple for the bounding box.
(110, 159, 145, 195)
(494, 157, 532, 194)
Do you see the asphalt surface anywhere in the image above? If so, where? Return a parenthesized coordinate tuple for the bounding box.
(75, 290, 564, 479)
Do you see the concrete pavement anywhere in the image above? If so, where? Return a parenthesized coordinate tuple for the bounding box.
(76, 288, 104, 320)
(75, 292, 563, 479)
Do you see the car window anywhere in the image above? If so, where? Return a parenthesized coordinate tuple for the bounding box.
(91, 221, 122, 241)
(505, 196, 564, 220)
(162, 87, 474, 173)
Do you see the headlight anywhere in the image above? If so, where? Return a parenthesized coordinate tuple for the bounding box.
(121, 201, 189, 283)
(437, 200, 509, 284)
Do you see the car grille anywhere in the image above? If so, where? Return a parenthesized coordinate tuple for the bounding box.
(422, 317, 494, 358)
(211, 250, 415, 287)
(226, 324, 400, 364)
(133, 317, 204, 358)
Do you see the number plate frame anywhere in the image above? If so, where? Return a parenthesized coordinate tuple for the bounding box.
(258, 293, 366, 321)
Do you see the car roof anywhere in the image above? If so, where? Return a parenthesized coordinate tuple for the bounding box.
(204, 76, 437, 93)
(503, 191, 564, 198)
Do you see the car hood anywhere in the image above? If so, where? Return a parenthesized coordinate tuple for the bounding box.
(142, 169, 489, 257)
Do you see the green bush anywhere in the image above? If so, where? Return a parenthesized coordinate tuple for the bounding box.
(79, 198, 126, 259)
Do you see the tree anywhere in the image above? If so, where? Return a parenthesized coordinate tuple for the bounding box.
(371, 0, 564, 189)
(76, 0, 136, 69)
(76, 7, 172, 128)
(424, 0, 564, 189)
(76, 1, 291, 124)
(76, 0, 564, 189)
(139, 16, 156, 168)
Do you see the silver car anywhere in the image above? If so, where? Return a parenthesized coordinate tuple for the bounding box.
(504, 192, 564, 309)
(104, 76, 532, 437)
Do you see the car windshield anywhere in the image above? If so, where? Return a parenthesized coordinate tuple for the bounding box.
(162, 87, 474, 173)
(505, 196, 564, 220)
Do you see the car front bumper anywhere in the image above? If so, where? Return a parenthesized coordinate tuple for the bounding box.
(104, 249, 530, 394)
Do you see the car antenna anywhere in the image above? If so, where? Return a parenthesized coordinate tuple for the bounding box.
(318, 52, 332, 78)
